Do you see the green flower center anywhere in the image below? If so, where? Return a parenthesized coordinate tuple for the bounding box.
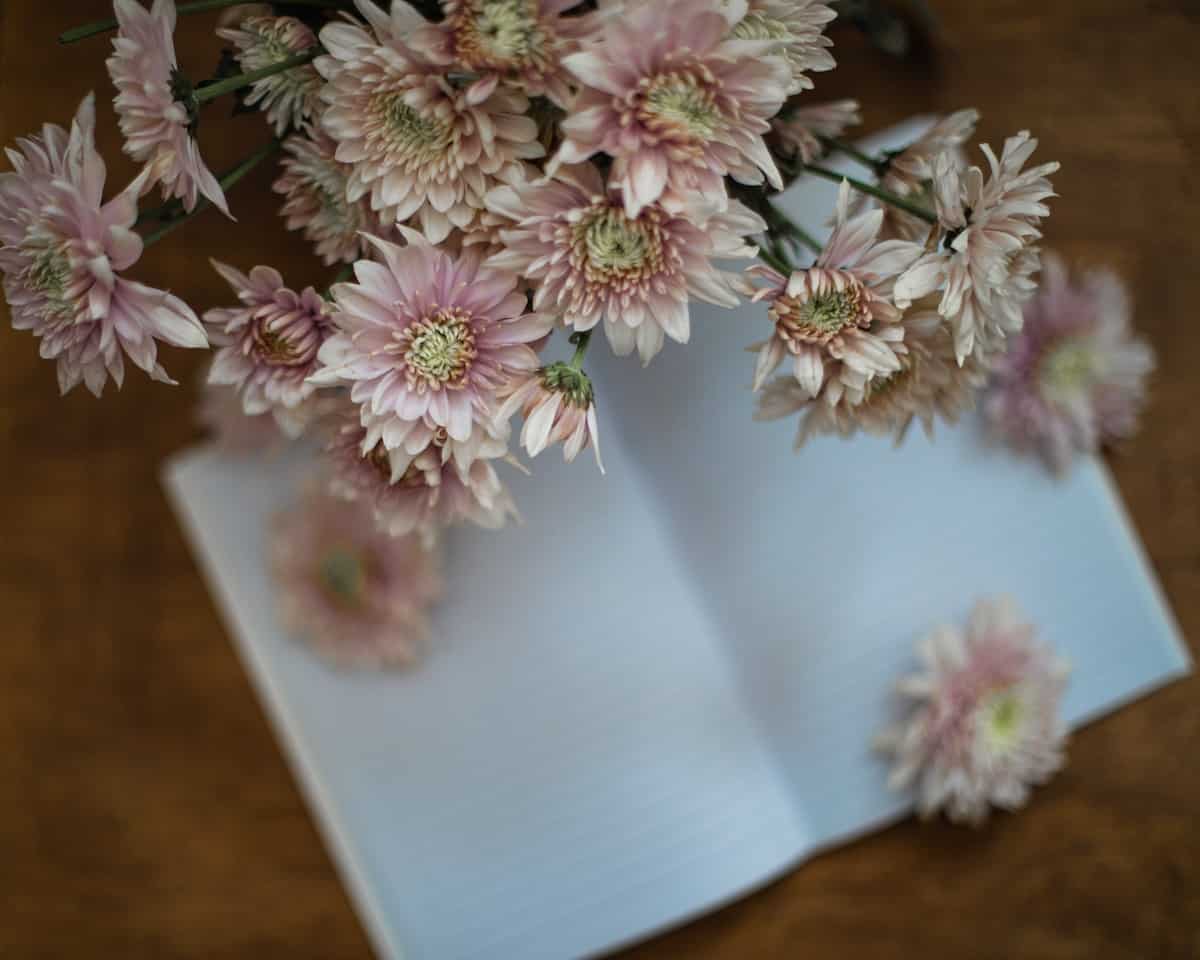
(318, 547, 369, 608)
(24, 239, 77, 322)
(773, 282, 865, 346)
(977, 688, 1025, 751)
(1041, 340, 1095, 394)
(456, 0, 545, 70)
(640, 73, 722, 141)
(379, 96, 451, 159)
(540, 362, 594, 407)
(731, 11, 791, 43)
(584, 210, 650, 272)
(403, 308, 478, 389)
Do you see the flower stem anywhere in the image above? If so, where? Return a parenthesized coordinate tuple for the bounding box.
(802, 164, 938, 224)
(818, 136, 886, 174)
(142, 140, 280, 247)
(568, 330, 592, 369)
(59, 0, 351, 44)
(195, 49, 319, 104)
(757, 244, 793, 276)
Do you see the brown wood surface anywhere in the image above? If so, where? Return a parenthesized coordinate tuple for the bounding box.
(2, 1, 1198, 957)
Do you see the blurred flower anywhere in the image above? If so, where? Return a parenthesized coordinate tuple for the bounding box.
(408, 0, 593, 108)
(217, 14, 322, 136)
(204, 261, 334, 418)
(327, 416, 517, 541)
(554, 0, 791, 216)
(0, 94, 207, 395)
(270, 484, 443, 668)
(106, 0, 231, 216)
(749, 180, 923, 401)
(755, 300, 983, 447)
(772, 98, 861, 164)
(272, 128, 391, 266)
(895, 132, 1059, 363)
(315, 2, 543, 242)
(311, 231, 551, 447)
(495, 362, 603, 470)
(983, 253, 1153, 474)
(876, 596, 1069, 825)
(196, 379, 287, 455)
(485, 164, 763, 364)
(726, 0, 837, 95)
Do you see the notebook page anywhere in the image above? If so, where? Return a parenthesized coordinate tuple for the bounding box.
(165, 422, 808, 959)
(593, 123, 1190, 846)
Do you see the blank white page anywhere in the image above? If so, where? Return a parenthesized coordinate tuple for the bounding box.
(594, 122, 1191, 845)
(165, 423, 807, 959)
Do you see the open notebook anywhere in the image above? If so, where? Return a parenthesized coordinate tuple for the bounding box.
(164, 122, 1190, 960)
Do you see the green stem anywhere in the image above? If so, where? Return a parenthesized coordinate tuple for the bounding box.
(818, 136, 886, 174)
(195, 49, 319, 104)
(568, 330, 592, 369)
(59, 0, 351, 43)
(757, 244, 793, 276)
(142, 140, 280, 247)
(803, 164, 938, 224)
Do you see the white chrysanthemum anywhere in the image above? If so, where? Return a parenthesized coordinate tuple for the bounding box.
(725, 0, 836, 95)
(218, 15, 323, 135)
(875, 596, 1070, 826)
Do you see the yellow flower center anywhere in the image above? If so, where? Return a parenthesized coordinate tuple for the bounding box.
(318, 546, 369, 609)
(638, 72, 723, 141)
(1040, 340, 1095, 394)
(375, 94, 452, 164)
(454, 0, 547, 71)
(403, 307, 478, 390)
(771, 274, 868, 347)
(977, 687, 1025, 752)
(573, 206, 665, 286)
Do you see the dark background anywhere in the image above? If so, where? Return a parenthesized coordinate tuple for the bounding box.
(2, 1, 1198, 956)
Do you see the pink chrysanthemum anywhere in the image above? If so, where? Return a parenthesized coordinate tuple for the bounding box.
(895, 132, 1059, 363)
(270, 484, 443, 668)
(772, 98, 861, 164)
(875, 596, 1070, 825)
(553, 0, 791, 216)
(407, 0, 592, 108)
(0, 94, 208, 396)
(315, 1, 544, 243)
(726, 0, 837, 95)
(310, 231, 551, 446)
(749, 180, 923, 401)
(983, 253, 1154, 475)
(495, 362, 603, 470)
(107, 0, 231, 216)
(485, 164, 763, 364)
(203, 261, 334, 419)
(327, 416, 517, 540)
(755, 301, 984, 448)
(272, 128, 393, 266)
(217, 14, 323, 136)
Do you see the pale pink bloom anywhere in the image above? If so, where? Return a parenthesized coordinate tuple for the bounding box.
(772, 98, 861, 164)
(895, 132, 1059, 363)
(875, 596, 1069, 826)
(270, 484, 443, 668)
(217, 14, 322, 136)
(749, 180, 923, 402)
(495, 363, 603, 471)
(203, 261, 333, 419)
(407, 0, 592, 108)
(327, 416, 517, 540)
(485, 163, 763, 364)
(310, 231, 552, 446)
(107, 0, 231, 217)
(272, 128, 393, 266)
(315, 2, 544, 243)
(984, 253, 1153, 475)
(216, 3, 272, 28)
(553, 0, 791, 217)
(0, 94, 207, 396)
(725, 0, 837, 95)
(196, 380, 288, 455)
(755, 301, 983, 447)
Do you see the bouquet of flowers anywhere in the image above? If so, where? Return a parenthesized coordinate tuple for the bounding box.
(1, 0, 1062, 653)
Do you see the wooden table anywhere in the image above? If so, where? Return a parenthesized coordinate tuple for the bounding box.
(2, 1, 1197, 956)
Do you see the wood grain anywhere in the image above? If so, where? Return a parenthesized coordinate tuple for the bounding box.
(1, 2, 1197, 957)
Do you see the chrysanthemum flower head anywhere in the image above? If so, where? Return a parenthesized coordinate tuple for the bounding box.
(485, 163, 764, 364)
(983, 252, 1154, 474)
(895, 131, 1059, 363)
(876, 596, 1070, 826)
(495, 361, 603, 470)
(203, 261, 334, 420)
(217, 14, 323, 136)
(724, 0, 836, 95)
(553, 0, 791, 216)
(310, 230, 552, 446)
(316, 1, 545, 242)
(749, 180, 924, 401)
(772, 98, 861, 165)
(0, 93, 208, 395)
(270, 484, 443, 668)
(106, 0, 231, 216)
